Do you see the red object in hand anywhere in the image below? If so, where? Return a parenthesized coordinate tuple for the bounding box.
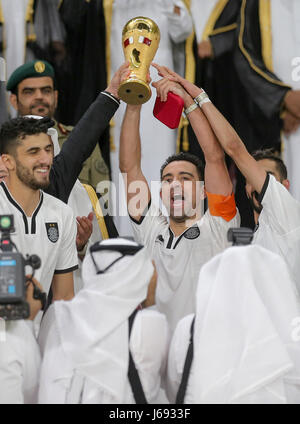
(153, 92, 184, 129)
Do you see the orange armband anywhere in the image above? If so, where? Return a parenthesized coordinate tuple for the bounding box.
(206, 192, 236, 222)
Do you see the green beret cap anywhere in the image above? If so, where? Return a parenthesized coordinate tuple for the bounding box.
(6, 60, 55, 92)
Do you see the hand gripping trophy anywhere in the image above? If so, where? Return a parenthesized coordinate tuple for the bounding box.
(118, 17, 160, 105)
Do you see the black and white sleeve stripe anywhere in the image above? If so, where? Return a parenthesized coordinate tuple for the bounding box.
(101, 91, 120, 105)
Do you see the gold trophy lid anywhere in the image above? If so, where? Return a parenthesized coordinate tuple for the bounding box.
(122, 16, 160, 39)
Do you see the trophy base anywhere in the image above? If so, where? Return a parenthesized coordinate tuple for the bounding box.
(118, 79, 151, 105)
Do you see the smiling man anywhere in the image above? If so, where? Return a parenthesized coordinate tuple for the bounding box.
(6, 60, 109, 192)
(119, 70, 240, 331)
(0, 117, 78, 305)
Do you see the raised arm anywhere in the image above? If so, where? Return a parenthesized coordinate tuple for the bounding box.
(154, 64, 267, 194)
(119, 105, 151, 222)
(152, 64, 232, 197)
(49, 63, 129, 203)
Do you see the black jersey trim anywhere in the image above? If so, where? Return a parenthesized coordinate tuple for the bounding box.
(54, 265, 78, 274)
(129, 200, 152, 225)
(0, 182, 29, 234)
(31, 192, 44, 234)
(166, 228, 174, 249)
(173, 232, 185, 249)
(257, 173, 270, 203)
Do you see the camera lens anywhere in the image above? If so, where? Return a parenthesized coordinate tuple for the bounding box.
(0, 216, 11, 229)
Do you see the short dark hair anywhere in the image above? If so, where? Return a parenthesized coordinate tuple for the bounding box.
(160, 152, 204, 180)
(0, 117, 54, 156)
(252, 148, 287, 180)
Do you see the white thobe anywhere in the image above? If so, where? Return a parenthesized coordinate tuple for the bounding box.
(38, 306, 169, 404)
(190, 0, 218, 42)
(253, 174, 300, 294)
(167, 246, 300, 404)
(271, 0, 300, 201)
(1, 0, 28, 80)
(0, 320, 41, 404)
(109, 0, 193, 236)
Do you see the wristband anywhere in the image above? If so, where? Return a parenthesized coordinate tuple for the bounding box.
(194, 91, 211, 107)
(184, 102, 198, 116)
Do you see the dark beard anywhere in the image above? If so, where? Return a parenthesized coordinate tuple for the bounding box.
(16, 161, 50, 190)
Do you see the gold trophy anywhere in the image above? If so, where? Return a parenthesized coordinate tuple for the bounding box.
(118, 17, 160, 105)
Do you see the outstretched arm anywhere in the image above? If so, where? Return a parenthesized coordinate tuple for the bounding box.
(119, 105, 151, 222)
(152, 64, 232, 197)
(49, 63, 130, 203)
(152, 64, 267, 194)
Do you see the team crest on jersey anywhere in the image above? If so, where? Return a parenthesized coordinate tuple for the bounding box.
(155, 234, 164, 245)
(45, 223, 59, 243)
(184, 226, 200, 240)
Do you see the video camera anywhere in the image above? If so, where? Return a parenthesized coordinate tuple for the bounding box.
(0, 215, 44, 320)
(227, 227, 254, 246)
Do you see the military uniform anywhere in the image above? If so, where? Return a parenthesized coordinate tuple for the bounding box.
(6, 59, 110, 192)
(54, 120, 109, 192)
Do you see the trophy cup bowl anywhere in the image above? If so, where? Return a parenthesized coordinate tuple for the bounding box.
(118, 17, 160, 105)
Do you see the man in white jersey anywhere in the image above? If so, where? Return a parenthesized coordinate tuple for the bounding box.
(119, 65, 240, 331)
(107, 0, 193, 236)
(0, 117, 78, 300)
(158, 65, 300, 293)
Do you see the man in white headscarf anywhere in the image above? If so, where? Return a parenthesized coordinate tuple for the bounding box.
(38, 238, 169, 404)
(167, 244, 300, 404)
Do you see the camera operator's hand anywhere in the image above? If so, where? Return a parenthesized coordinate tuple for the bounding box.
(26, 276, 45, 320)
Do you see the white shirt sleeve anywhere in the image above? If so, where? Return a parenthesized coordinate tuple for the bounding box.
(260, 174, 300, 235)
(166, 314, 194, 403)
(130, 309, 170, 403)
(55, 206, 78, 273)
